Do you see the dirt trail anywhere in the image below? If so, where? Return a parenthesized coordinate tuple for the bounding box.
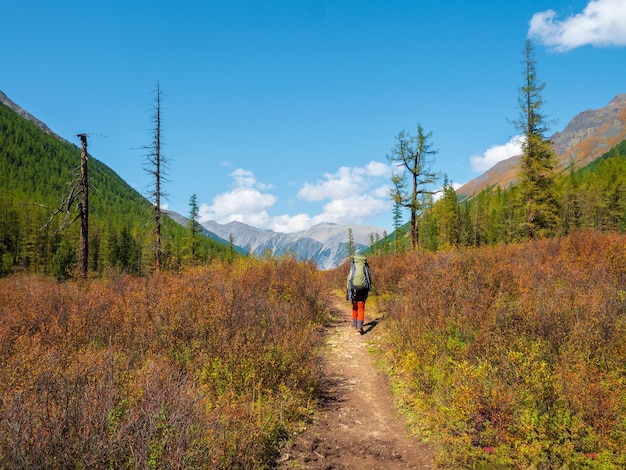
(278, 295, 435, 469)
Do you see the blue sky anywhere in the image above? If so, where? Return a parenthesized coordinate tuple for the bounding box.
(2, 0, 625, 233)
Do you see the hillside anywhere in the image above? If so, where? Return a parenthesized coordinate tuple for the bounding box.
(0, 92, 232, 276)
(458, 94, 626, 196)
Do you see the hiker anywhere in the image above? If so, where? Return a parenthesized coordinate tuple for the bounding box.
(346, 254, 371, 334)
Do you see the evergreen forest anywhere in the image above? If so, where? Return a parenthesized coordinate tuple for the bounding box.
(0, 102, 235, 278)
(376, 138, 626, 254)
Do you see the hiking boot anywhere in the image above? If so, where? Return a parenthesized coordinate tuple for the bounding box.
(357, 320, 364, 334)
(352, 319, 358, 329)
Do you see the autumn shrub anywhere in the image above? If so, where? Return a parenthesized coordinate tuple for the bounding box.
(0, 256, 330, 469)
(376, 231, 626, 468)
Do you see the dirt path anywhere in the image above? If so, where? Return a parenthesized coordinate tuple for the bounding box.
(278, 295, 435, 469)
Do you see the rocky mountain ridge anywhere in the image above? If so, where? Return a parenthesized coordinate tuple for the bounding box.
(457, 94, 626, 196)
(165, 210, 382, 270)
(201, 219, 383, 270)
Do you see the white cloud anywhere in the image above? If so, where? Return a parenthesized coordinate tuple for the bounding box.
(297, 166, 365, 201)
(470, 135, 524, 173)
(372, 184, 392, 199)
(321, 194, 390, 223)
(297, 162, 393, 202)
(529, 0, 626, 52)
(200, 162, 393, 233)
(268, 213, 320, 233)
(199, 168, 276, 225)
(231, 168, 274, 190)
(365, 160, 392, 177)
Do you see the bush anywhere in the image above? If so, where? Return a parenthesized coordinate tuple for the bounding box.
(376, 231, 626, 468)
(0, 257, 330, 469)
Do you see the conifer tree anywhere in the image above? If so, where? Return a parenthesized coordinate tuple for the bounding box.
(187, 193, 200, 263)
(387, 125, 440, 251)
(515, 40, 559, 238)
(391, 176, 405, 253)
(435, 179, 460, 248)
(347, 228, 355, 256)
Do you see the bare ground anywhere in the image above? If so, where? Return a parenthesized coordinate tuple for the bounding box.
(277, 295, 436, 469)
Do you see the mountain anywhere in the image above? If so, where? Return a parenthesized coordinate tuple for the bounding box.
(0, 90, 232, 275)
(457, 94, 626, 197)
(0, 90, 64, 141)
(200, 219, 384, 270)
(162, 210, 247, 255)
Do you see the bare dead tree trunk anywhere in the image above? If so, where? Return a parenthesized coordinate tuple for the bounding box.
(144, 83, 167, 273)
(154, 89, 162, 272)
(77, 133, 89, 278)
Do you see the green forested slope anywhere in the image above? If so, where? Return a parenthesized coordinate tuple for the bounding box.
(369, 139, 626, 254)
(0, 101, 233, 276)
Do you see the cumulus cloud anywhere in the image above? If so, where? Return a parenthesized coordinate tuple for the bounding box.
(529, 0, 626, 52)
(298, 161, 393, 202)
(321, 194, 390, 223)
(199, 168, 276, 225)
(470, 135, 524, 173)
(298, 166, 364, 201)
(200, 162, 393, 233)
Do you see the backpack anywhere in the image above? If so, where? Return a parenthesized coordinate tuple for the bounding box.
(347, 255, 371, 291)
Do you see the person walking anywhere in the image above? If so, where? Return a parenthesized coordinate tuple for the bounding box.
(346, 254, 371, 334)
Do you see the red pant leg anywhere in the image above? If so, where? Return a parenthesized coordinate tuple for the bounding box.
(357, 301, 365, 322)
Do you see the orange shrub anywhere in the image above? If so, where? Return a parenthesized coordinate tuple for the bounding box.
(0, 256, 330, 469)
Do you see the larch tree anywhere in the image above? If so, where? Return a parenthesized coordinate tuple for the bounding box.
(515, 39, 559, 238)
(387, 125, 440, 251)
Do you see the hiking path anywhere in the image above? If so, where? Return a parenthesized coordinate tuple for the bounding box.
(278, 294, 436, 469)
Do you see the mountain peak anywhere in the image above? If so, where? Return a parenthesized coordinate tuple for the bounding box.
(187, 217, 384, 269)
(458, 93, 626, 197)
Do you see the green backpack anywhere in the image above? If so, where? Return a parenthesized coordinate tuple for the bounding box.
(347, 255, 371, 291)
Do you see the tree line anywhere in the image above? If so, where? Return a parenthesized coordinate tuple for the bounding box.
(374, 40, 626, 255)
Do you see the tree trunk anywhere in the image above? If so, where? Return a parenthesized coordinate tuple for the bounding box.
(78, 133, 89, 278)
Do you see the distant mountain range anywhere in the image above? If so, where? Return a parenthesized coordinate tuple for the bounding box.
(165, 209, 382, 270)
(457, 94, 626, 196)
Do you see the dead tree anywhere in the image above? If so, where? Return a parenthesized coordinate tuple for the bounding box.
(143, 83, 169, 272)
(38, 133, 90, 278)
(77, 133, 89, 277)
